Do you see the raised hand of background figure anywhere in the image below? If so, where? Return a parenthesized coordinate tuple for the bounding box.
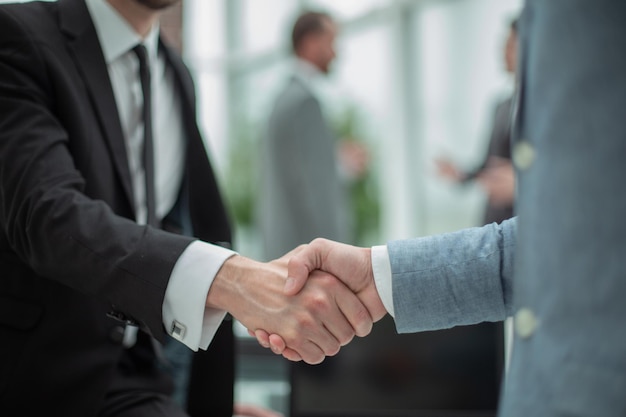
(477, 156, 515, 207)
(234, 403, 284, 417)
(337, 139, 370, 180)
(206, 247, 373, 364)
(250, 239, 387, 361)
(435, 158, 465, 182)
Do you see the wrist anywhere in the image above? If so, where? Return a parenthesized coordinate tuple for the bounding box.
(206, 254, 246, 311)
(370, 245, 393, 319)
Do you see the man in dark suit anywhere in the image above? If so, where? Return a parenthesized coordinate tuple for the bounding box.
(0, 0, 374, 415)
(436, 18, 519, 225)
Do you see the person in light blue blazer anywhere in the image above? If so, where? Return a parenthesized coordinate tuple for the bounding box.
(254, 1, 626, 415)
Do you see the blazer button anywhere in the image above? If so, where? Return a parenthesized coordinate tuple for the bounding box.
(513, 141, 535, 171)
(515, 308, 538, 339)
(109, 325, 126, 344)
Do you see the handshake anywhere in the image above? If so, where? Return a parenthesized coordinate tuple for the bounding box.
(206, 239, 388, 364)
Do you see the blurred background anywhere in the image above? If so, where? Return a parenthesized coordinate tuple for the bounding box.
(176, 0, 521, 414)
(1, 0, 522, 414)
(182, 0, 521, 249)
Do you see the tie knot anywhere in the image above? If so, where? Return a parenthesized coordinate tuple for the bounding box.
(133, 44, 149, 73)
(133, 44, 148, 60)
(133, 44, 151, 100)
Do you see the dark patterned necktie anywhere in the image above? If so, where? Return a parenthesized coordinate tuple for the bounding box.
(123, 45, 167, 367)
(133, 44, 157, 227)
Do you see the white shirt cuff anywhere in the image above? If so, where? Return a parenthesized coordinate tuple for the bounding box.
(371, 245, 395, 317)
(162, 240, 236, 351)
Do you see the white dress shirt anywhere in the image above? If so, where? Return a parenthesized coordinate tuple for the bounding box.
(85, 0, 232, 351)
(293, 58, 324, 94)
(371, 245, 395, 317)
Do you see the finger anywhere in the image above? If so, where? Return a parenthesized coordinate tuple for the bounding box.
(282, 348, 303, 362)
(290, 339, 327, 365)
(299, 322, 341, 360)
(285, 239, 328, 295)
(276, 317, 334, 363)
(316, 275, 372, 342)
(254, 329, 270, 349)
(284, 262, 310, 295)
(268, 334, 287, 353)
(234, 403, 284, 417)
(315, 290, 360, 345)
(290, 272, 355, 350)
(261, 335, 304, 362)
(334, 283, 374, 338)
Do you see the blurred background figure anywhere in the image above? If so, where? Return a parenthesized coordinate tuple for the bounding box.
(257, 11, 370, 261)
(180, 0, 522, 414)
(436, 18, 518, 225)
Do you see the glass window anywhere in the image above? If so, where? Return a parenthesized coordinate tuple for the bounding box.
(240, 0, 300, 55)
(306, 0, 394, 20)
(240, 60, 293, 127)
(184, 0, 226, 62)
(330, 25, 394, 144)
(414, 0, 523, 234)
(195, 72, 229, 171)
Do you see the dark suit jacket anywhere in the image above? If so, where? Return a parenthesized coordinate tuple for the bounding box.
(0, 0, 233, 415)
(481, 96, 514, 225)
(463, 96, 514, 225)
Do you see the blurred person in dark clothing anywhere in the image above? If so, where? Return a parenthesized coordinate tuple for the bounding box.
(437, 18, 519, 225)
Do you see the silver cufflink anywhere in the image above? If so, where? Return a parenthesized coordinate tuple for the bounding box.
(171, 320, 186, 341)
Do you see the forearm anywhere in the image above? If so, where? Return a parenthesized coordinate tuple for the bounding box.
(389, 218, 517, 333)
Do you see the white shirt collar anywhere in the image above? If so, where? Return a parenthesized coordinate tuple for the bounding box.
(85, 0, 160, 64)
(294, 58, 324, 84)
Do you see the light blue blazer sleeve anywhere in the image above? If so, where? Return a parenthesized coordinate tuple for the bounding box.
(388, 218, 516, 333)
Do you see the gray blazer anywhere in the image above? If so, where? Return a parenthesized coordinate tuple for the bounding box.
(259, 75, 348, 260)
(388, 1, 626, 415)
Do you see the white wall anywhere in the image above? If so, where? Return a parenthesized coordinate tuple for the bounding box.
(184, 0, 524, 245)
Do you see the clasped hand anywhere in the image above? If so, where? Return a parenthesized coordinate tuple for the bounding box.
(218, 239, 386, 364)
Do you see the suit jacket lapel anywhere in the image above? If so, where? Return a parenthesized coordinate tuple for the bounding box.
(57, 0, 135, 214)
(159, 41, 232, 244)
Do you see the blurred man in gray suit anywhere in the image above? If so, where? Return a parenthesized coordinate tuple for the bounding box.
(259, 12, 366, 260)
(255, 1, 626, 415)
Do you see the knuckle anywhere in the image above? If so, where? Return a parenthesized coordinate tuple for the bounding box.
(295, 312, 316, 331)
(317, 273, 336, 287)
(306, 292, 331, 314)
(339, 331, 355, 346)
(281, 328, 300, 346)
(325, 343, 341, 357)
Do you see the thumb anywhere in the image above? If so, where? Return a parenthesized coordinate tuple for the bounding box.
(284, 261, 310, 295)
(284, 239, 328, 295)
